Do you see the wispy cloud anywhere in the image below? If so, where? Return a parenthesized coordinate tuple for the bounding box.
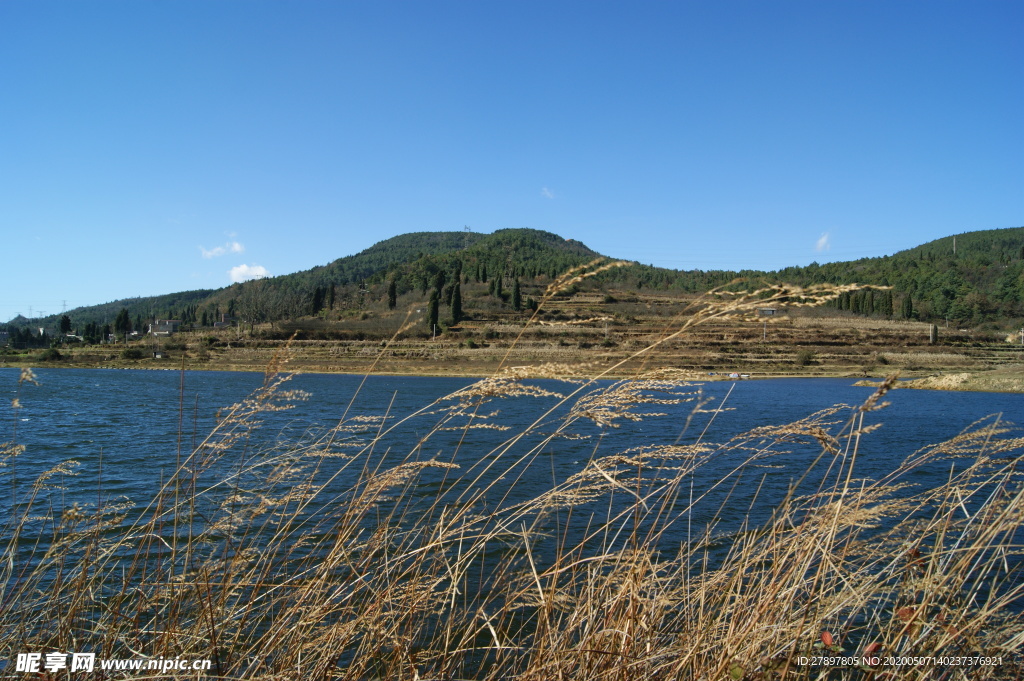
(200, 241, 245, 258)
(229, 264, 269, 283)
(815, 232, 831, 253)
(540, 187, 555, 199)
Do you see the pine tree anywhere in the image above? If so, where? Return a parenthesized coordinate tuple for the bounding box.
(451, 283, 463, 325)
(114, 308, 131, 343)
(880, 290, 894, 317)
(427, 290, 439, 334)
(311, 286, 325, 314)
(512, 279, 522, 311)
(901, 295, 914, 319)
(387, 278, 398, 310)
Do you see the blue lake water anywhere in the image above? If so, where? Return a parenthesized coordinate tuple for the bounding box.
(3, 364, 1023, 669)
(4, 367, 1021, 540)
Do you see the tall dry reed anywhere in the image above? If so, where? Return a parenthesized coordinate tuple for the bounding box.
(1, 280, 1021, 680)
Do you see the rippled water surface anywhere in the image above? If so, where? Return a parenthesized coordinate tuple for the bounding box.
(3, 367, 1022, 544)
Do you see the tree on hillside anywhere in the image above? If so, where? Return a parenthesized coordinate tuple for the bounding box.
(512, 279, 522, 311)
(450, 283, 463, 325)
(114, 308, 131, 343)
(238, 280, 272, 332)
(59, 315, 71, 336)
(879, 290, 894, 317)
(311, 286, 326, 315)
(387, 278, 398, 310)
(427, 290, 439, 334)
(901, 295, 914, 320)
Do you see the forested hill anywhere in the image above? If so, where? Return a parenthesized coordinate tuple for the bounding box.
(772, 226, 1024, 323)
(6, 226, 1024, 338)
(588, 226, 1024, 324)
(9, 229, 605, 333)
(300, 228, 601, 290)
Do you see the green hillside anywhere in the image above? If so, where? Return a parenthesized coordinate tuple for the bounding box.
(776, 226, 1024, 323)
(4, 226, 1023, 348)
(591, 226, 1024, 324)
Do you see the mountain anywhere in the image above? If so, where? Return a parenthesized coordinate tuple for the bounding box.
(273, 228, 602, 292)
(772, 226, 1024, 323)
(5, 226, 1024, 337)
(5, 229, 604, 332)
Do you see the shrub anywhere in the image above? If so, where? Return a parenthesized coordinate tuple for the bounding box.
(120, 348, 144, 359)
(38, 348, 62, 361)
(794, 349, 816, 366)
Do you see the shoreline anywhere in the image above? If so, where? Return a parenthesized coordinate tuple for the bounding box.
(6, 356, 1022, 392)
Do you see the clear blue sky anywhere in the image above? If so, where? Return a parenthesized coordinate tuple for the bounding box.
(2, 1, 1021, 321)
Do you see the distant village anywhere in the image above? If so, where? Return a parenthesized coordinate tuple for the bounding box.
(0, 314, 236, 350)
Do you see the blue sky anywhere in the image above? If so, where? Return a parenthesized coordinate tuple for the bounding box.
(2, 1, 1021, 321)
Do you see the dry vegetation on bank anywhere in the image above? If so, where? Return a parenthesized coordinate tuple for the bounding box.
(2, 281, 1023, 679)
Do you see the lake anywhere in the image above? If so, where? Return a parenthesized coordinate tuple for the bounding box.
(4, 367, 1021, 548)
(3, 367, 1022, 677)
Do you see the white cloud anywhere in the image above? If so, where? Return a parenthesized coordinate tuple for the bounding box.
(229, 264, 269, 283)
(540, 187, 555, 199)
(815, 232, 831, 253)
(200, 241, 245, 258)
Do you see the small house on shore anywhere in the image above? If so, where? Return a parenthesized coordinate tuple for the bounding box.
(149, 319, 181, 337)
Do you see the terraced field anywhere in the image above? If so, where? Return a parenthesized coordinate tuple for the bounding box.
(15, 289, 1021, 387)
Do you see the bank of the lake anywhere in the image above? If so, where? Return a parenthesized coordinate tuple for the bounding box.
(855, 363, 1024, 393)
(4, 337, 1022, 390)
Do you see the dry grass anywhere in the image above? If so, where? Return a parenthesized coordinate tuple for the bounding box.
(2, 281, 1022, 680)
(891, 365, 1024, 393)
